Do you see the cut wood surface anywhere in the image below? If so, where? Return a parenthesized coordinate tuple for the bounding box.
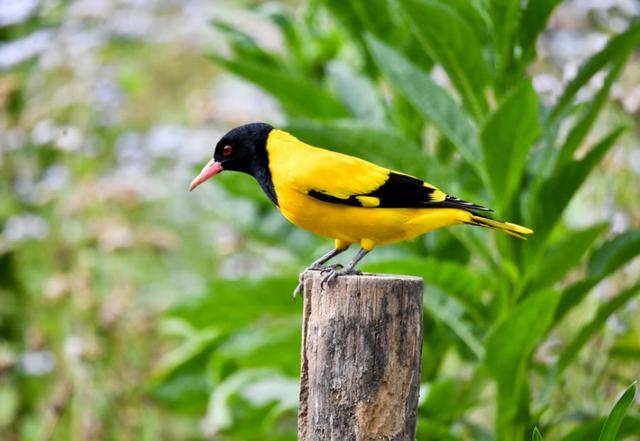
(298, 271, 424, 441)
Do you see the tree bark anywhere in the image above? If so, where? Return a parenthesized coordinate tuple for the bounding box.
(298, 271, 424, 441)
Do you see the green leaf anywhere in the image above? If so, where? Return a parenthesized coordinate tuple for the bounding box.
(204, 368, 297, 432)
(485, 290, 559, 440)
(366, 35, 482, 169)
(151, 326, 222, 382)
(554, 57, 626, 167)
(518, 0, 563, 66)
(213, 319, 302, 377)
(547, 21, 640, 125)
(211, 20, 279, 67)
(399, 0, 490, 118)
(554, 229, 640, 323)
(529, 127, 625, 246)
(532, 426, 544, 441)
(423, 287, 485, 359)
(554, 283, 640, 378)
(481, 80, 539, 211)
(598, 383, 637, 441)
(362, 258, 488, 323)
(486, 290, 558, 376)
(489, 0, 521, 77)
(326, 61, 388, 124)
(560, 416, 640, 441)
(284, 118, 427, 176)
(588, 229, 640, 279)
(421, 378, 476, 423)
(168, 277, 300, 331)
(527, 223, 608, 292)
(210, 55, 348, 118)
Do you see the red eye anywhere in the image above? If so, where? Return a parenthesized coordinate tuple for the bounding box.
(222, 145, 233, 157)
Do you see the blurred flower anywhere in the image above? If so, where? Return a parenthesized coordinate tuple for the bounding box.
(145, 124, 188, 159)
(0, 127, 26, 152)
(137, 226, 179, 252)
(98, 287, 131, 329)
(39, 164, 70, 197)
(0, 30, 53, 70)
(55, 126, 84, 151)
(18, 350, 55, 376)
(94, 217, 134, 251)
(607, 315, 627, 334)
(43, 274, 72, 303)
(0, 0, 40, 27)
(2, 213, 49, 243)
(31, 119, 58, 145)
(63, 336, 84, 361)
(0, 345, 16, 374)
(533, 73, 563, 106)
(613, 83, 640, 114)
(210, 75, 283, 125)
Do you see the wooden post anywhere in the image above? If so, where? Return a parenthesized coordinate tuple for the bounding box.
(298, 271, 424, 441)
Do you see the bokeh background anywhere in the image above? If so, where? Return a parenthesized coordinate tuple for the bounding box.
(1, 0, 639, 440)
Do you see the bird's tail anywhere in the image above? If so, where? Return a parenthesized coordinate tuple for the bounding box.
(465, 213, 534, 240)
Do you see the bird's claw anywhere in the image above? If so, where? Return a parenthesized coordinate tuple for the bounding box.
(294, 264, 341, 298)
(320, 263, 343, 273)
(320, 267, 361, 291)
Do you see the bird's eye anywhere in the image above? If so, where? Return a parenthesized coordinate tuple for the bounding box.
(222, 145, 233, 157)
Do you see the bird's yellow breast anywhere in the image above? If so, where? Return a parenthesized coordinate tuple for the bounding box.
(264, 130, 466, 247)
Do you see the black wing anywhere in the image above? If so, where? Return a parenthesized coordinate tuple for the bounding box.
(308, 171, 492, 212)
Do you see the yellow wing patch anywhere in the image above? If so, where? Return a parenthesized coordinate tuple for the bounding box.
(356, 196, 380, 207)
(423, 182, 447, 202)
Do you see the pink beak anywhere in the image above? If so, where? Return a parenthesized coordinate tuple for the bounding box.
(189, 159, 224, 191)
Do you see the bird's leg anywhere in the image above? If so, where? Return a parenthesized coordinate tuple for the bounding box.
(320, 248, 370, 290)
(293, 241, 350, 298)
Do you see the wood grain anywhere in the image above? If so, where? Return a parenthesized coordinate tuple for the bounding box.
(298, 271, 424, 441)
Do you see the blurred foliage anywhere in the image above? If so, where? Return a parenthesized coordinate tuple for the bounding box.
(1, 0, 639, 440)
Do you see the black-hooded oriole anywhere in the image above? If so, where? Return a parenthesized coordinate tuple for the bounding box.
(189, 122, 533, 295)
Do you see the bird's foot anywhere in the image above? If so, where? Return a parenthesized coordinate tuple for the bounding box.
(293, 264, 344, 298)
(320, 267, 361, 291)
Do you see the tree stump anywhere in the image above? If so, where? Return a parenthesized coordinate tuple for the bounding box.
(298, 271, 424, 441)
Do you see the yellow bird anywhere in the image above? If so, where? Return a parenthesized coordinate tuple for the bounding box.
(189, 123, 533, 295)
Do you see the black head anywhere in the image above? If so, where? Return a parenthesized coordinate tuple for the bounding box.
(189, 122, 278, 204)
(213, 122, 273, 174)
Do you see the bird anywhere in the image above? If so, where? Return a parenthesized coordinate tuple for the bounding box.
(189, 122, 533, 296)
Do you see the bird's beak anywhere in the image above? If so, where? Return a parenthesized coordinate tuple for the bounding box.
(189, 159, 223, 191)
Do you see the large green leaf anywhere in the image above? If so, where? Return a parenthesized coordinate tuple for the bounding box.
(554, 57, 626, 167)
(528, 127, 625, 246)
(560, 416, 640, 441)
(518, 0, 563, 66)
(554, 229, 640, 323)
(485, 290, 559, 441)
(366, 35, 483, 171)
(210, 55, 348, 118)
(326, 61, 387, 124)
(526, 223, 608, 292)
(167, 277, 300, 331)
(588, 229, 640, 279)
(598, 383, 637, 441)
(423, 287, 485, 359)
(362, 258, 488, 323)
(546, 21, 640, 125)
(554, 283, 639, 378)
(284, 118, 427, 176)
(489, 0, 521, 79)
(211, 20, 280, 67)
(481, 80, 539, 212)
(399, 0, 490, 118)
(532, 427, 544, 441)
(204, 368, 298, 433)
